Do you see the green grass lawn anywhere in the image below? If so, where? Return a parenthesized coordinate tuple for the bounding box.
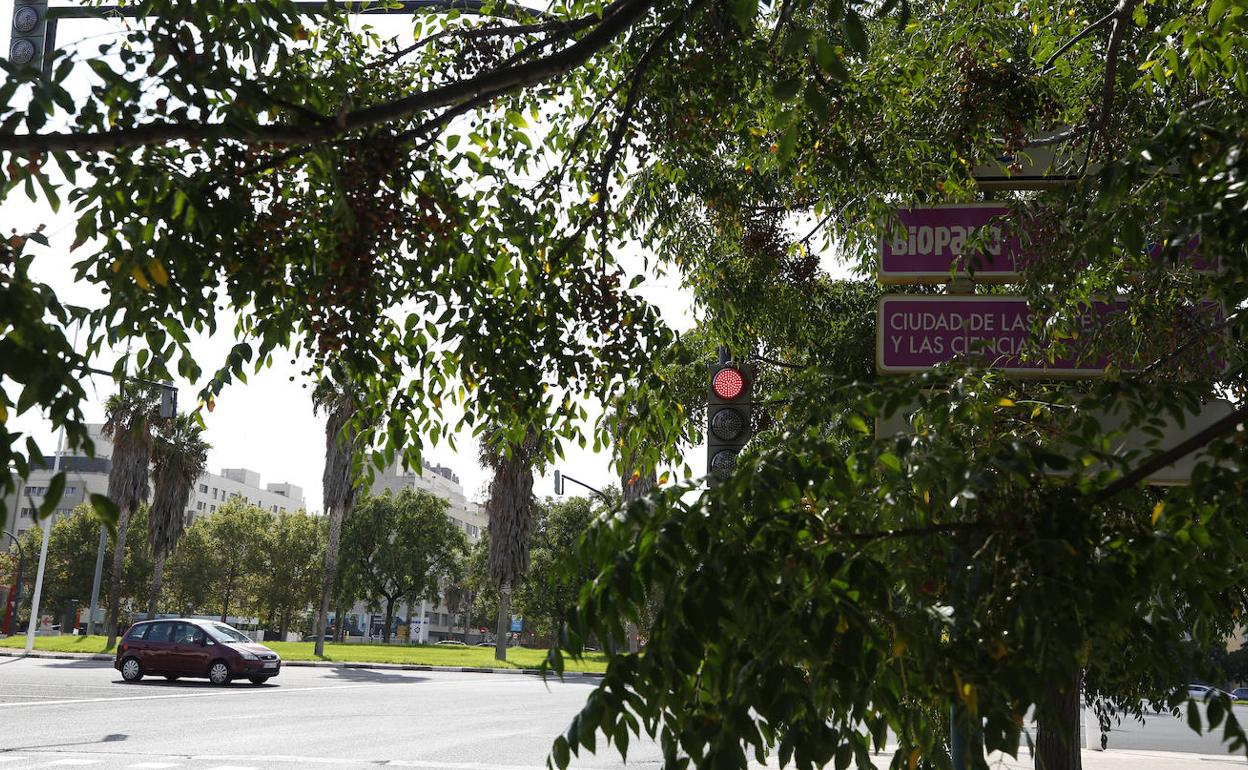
(0, 634, 606, 673)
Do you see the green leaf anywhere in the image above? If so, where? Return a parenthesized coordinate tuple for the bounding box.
(37, 471, 65, 518)
(90, 494, 120, 531)
(843, 9, 869, 54)
(729, 0, 759, 31)
(506, 110, 529, 129)
(773, 77, 802, 102)
(879, 453, 901, 472)
(552, 736, 571, 769)
(777, 124, 798, 163)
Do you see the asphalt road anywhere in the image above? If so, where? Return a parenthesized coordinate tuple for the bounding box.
(0, 658, 1244, 770)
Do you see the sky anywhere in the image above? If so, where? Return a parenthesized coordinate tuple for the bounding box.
(0, 2, 703, 509)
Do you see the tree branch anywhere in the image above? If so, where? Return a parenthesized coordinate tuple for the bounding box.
(1133, 311, 1237, 379)
(828, 519, 990, 543)
(1041, 9, 1118, 73)
(594, 0, 703, 215)
(1091, 402, 1248, 504)
(371, 12, 612, 72)
(0, 0, 659, 154)
(751, 353, 806, 370)
(1093, 0, 1140, 158)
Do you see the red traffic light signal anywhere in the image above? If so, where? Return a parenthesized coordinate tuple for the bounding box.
(707, 362, 754, 485)
(711, 366, 746, 400)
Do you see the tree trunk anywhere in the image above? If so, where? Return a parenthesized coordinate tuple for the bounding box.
(104, 505, 134, 649)
(145, 552, 166, 620)
(383, 596, 394, 644)
(1036, 672, 1083, 770)
(221, 579, 232, 623)
(314, 505, 344, 657)
(279, 610, 289, 640)
(494, 584, 511, 662)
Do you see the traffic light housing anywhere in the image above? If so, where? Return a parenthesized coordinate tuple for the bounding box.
(706, 362, 754, 485)
(158, 383, 178, 419)
(8, 1, 49, 71)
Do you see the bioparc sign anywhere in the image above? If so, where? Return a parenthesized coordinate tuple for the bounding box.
(879, 203, 1024, 284)
(876, 295, 1126, 377)
(878, 204, 1219, 284)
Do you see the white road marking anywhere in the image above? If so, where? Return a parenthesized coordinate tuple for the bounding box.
(127, 764, 183, 769)
(0, 682, 383, 709)
(47, 760, 104, 766)
(190, 757, 356, 765)
(202, 766, 259, 770)
(0, 759, 28, 764)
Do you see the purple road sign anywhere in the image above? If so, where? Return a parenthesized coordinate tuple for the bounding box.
(876, 295, 1128, 376)
(881, 208, 1219, 283)
(879, 204, 1025, 284)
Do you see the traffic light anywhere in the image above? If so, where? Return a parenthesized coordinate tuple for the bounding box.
(158, 383, 178, 419)
(706, 362, 753, 485)
(8, 1, 49, 71)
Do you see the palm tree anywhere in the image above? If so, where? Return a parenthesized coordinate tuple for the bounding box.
(145, 414, 210, 619)
(479, 425, 540, 662)
(103, 384, 160, 649)
(616, 404, 655, 654)
(311, 377, 361, 658)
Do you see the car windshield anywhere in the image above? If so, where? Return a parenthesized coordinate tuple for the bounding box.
(206, 623, 252, 643)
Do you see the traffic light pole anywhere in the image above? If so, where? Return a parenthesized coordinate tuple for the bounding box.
(85, 524, 106, 635)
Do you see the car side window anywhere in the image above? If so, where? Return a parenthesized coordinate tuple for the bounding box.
(147, 622, 174, 643)
(175, 624, 205, 645)
(125, 624, 149, 640)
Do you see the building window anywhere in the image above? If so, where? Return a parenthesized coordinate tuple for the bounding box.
(212, 487, 218, 499)
(271, 505, 277, 513)
(65, 486, 77, 495)
(24, 486, 46, 496)
(210, 505, 216, 513)
(200, 484, 208, 493)
(197, 501, 205, 511)
(19, 508, 35, 519)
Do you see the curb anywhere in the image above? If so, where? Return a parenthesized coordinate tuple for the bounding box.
(0, 648, 605, 678)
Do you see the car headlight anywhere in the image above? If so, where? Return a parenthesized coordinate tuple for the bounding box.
(239, 651, 259, 661)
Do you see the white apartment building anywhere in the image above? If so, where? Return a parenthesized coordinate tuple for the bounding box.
(337, 461, 486, 642)
(4, 424, 306, 537)
(188, 468, 304, 521)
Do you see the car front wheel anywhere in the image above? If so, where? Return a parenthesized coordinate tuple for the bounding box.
(208, 661, 231, 686)
(120, 657, 143, 682)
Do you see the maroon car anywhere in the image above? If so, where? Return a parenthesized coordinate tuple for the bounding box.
(114, 618, 281, 685)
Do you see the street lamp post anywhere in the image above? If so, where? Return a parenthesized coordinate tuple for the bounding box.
(552, 470, 612, 507)
(1, 530, 25, 636)
(24, 428, 64, 655)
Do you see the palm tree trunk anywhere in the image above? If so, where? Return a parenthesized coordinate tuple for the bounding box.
(313, 505, 344, 657)
(1036, 671, 1083, 770)
(145, 552, 166, 620)
(104, 505, 134, 649)
(494, 584, 511, 662)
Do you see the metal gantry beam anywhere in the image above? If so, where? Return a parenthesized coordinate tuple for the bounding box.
(11, 0, 548, 72)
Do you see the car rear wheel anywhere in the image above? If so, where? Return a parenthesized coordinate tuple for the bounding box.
(120, 657, 143, 682)
(208, 661, 231, 686)
(248, 676, 270, 685)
